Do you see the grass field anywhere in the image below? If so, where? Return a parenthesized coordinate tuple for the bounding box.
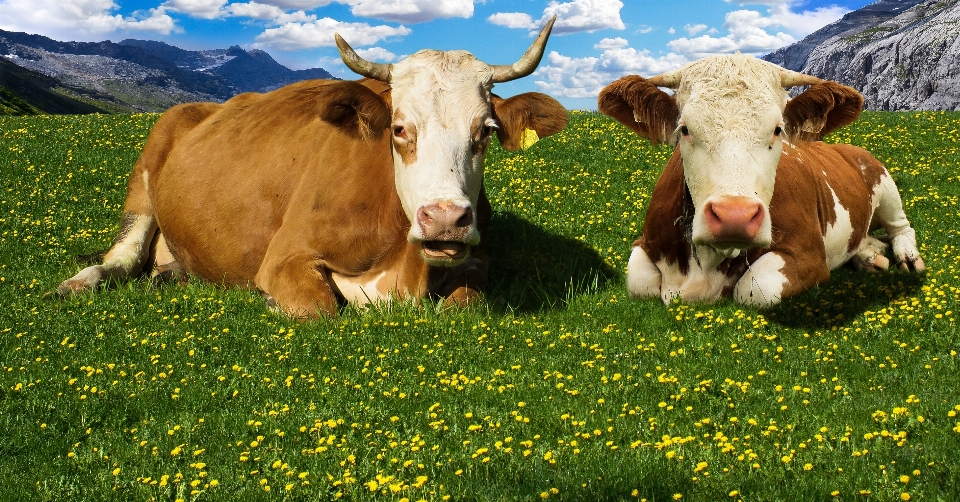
(1, 109, 958, 501)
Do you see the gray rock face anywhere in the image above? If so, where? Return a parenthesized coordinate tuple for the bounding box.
(764, 0, 960, 111)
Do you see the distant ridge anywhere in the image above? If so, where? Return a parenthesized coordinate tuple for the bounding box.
(764, 0, 960, 110)
(0, 29, 335, 115)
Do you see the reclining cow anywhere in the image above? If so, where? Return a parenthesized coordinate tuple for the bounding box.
(54, 19, 568, 317)
(598, 54, 924, 307)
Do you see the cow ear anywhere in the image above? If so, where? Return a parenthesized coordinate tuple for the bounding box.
(318, 80, 391, 139)
(783, 81, 863, 142)
(598, 75, 679, 145)
(491, 93, 568, 151)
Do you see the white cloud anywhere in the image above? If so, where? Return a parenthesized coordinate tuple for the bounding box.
(347, 0, 474, 24)
(355, 46, 396, 62)
(684, 23, 708, 36)
(534, 45, 688, 99)
(667, 2, 850, 58)
(638, 25, 653, 34)
(254, 0, 334, 8)
(225, 2, 314, 24)
(162, 0, 229, 19)
(0, 0, 177, 40)
(593, 37, 627, 50)
(487, 12, 536, 30)
(252, 17, 410, 51)
(488, 0, 625, 35)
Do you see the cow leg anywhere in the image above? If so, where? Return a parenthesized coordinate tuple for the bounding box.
(626, 245, 662, 300)
(254, 252, 340, 318)
(432, 253, 489, 307)
(149, 233, 186, 285)
(56, 212, 158, 294)
(852, 235, 890, 272)
(734, 251, 829, 307)
(872, 176, 925, 272)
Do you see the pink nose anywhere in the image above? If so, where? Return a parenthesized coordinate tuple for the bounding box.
(704, 197, 764, 244)
(417, 202, 473, 240)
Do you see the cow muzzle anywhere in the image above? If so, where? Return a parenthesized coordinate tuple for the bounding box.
(699, 196, 768, 248)
(415, 202, 477, 263)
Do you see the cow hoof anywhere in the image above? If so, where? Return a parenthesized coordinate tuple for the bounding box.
(864, 254, 889, 273)
(899, 256, 926, 273)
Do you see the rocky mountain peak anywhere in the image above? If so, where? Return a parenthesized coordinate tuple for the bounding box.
(764, 0, 960, 110)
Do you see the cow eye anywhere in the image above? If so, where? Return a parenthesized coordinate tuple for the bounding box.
(393, 125, 406, 139)
(774, 126, 783, 137)
(679, 125, 690, 136)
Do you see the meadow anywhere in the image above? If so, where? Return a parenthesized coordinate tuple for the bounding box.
(0, 109, 958, 501)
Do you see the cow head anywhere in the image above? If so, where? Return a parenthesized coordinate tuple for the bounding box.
(599, 54, 863, 254)
(333, 18, 567, 266)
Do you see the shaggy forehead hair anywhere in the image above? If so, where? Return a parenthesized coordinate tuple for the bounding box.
(675, 54, 788, 143)
(390, 50, 494, 126)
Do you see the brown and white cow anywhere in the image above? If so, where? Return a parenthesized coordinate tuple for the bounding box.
(54, 19, 568, 317)
(599, 54, 924, 307)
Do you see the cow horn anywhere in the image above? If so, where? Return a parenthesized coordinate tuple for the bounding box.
(646, 69, 682, 89)
(780, 69, 823, 88)
(335, 33, 393, 82)
(490, 16, 556, 83)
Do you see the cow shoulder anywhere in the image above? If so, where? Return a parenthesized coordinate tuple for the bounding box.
(318, 79, 391, 140)
(783, 81, 863, 142)
(491, 93, 568, 151)
(598, 75, 679, 145)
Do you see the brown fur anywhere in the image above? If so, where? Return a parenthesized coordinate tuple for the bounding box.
(88, 79, 566, 317)
(491, 93, 569, 150)
(637, 140, 889, 300)
(597, 75, 679, 145)
(783, 82, 863, 141)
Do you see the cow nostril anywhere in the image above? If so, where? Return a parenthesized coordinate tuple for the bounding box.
(455, 209, 473, 228)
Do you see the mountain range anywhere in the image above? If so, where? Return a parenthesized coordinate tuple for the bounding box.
(764, 0, 960, 111)
(0, 29, 333, 114)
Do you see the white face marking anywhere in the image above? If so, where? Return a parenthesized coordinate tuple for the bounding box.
(388, 50, 494, 247)
(673, 55, 789, 249)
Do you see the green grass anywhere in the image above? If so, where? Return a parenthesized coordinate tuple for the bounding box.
(1, 110, 958, 501)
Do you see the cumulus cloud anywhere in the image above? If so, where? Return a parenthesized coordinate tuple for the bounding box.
(162, 0, 229, 19)
(668, 2, 850, 58)
(346, 0, 474, 24)
(533, 44, 688, 99)
(684, 24, 708, 36)
(487, 12, 536, 30)
(253, 17, 410, 51)
(489, 0, 625, 35)
(355, 46, 397, 62)
(533, 0, 852, 101)
(0, 0, 177, 40)
(254, 0, 334, 8)
(225, 2, 314, 24)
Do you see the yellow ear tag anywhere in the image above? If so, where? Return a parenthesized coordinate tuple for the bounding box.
(520, 128, 540, 150)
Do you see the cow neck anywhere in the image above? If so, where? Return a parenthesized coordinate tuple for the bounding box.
(678, 158, 698, 267)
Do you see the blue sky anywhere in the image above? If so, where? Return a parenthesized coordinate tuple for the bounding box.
(0, 0, 874, 109)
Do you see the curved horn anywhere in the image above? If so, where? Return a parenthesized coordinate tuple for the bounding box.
(780, 69, 823, 88)
(491, 16, 556, 83)
(335, 33, 392, 82)
(646, 69, 682, 89)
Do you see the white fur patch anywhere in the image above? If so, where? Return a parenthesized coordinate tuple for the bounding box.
(821, 184, 856, 269)
(734, 253, 787, 306)
(331, 271, 394, 305)
(654, 247, 739, 304)
(626, 246, 661, 299)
